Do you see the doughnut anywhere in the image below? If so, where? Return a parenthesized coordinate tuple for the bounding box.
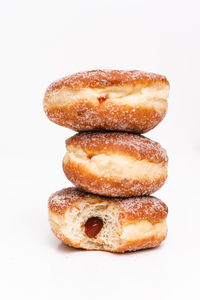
(62, 132, 168, 197)
(48, 188, 168, 252)
(43, 70, 169, 133)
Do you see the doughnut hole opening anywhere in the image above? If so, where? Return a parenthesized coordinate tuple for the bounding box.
(85, 217, 103, 238)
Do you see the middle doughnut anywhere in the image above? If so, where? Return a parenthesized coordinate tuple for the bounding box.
(63, 132, 168, 197)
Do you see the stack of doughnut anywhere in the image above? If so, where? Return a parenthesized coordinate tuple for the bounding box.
(43, 69, 170, 253)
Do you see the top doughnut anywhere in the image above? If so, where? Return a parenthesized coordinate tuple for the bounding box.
(43, 69, 170, 133)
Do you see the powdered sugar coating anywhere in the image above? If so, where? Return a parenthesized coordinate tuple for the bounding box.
(48, 187, 168, 222)
(48, 187, 85, 214)
(44, 103, 167, 133)
(45, 69, 169, 95)
(73, 175, 163, 197)
(66, 132, 168, 164)
(119, 196, 168, 221)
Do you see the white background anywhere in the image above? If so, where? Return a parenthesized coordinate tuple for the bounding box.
(1, 0, 200, 299)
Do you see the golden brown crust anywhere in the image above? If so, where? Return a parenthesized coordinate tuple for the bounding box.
(48, 187, 168, 222)
(45, 104, 166, 133)
(48, 187, 86, 214)
(45, 69, 169, 93)
(63, 160, 167, 197)
(66, 132, 168, 164)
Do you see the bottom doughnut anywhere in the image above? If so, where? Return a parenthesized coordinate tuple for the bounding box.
(48, 188, 168, 253)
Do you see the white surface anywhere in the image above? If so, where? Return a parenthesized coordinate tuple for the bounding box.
(1, 0, 200, 299)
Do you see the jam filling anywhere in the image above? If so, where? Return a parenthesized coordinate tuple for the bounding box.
(85, 217, 103, 238)
(97, 94, 109, 103)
